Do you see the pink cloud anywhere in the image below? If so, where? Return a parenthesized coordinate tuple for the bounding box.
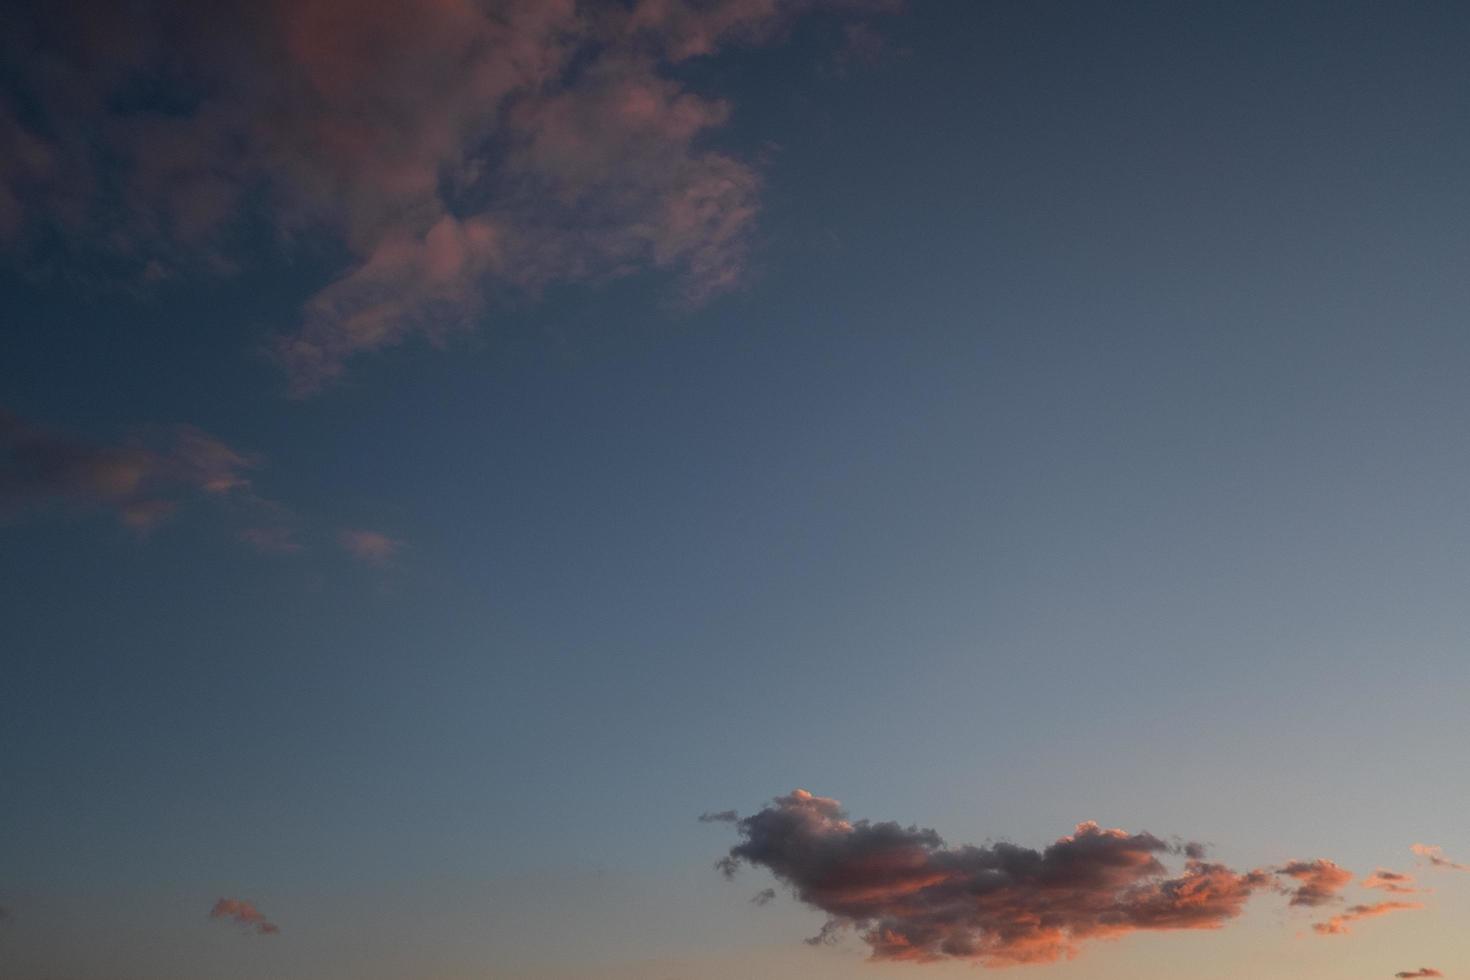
(208, 897, 280, 936)
(1275, 859, 1354, 907)
(710, 789, 1341, 967)
(1412, 844, 1470, 872)
(2, 0, 900, 392)
(0, 409, 255, 529)
(1362, 869, 1418, 894)
(1312, 900, 1422, 936)
(338, 528, 402, 565)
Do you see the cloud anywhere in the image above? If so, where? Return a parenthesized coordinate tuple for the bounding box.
(1412, 844, 1470, 872)
(338, 528, 402, 565)
(1275, 859, 1354, 907)
(2, 0, 899, 393)
(208, 898, 279, 936)
(1394, 970, 1443, 978)
(699, 810, 740, 823)
(1, 409, 255, 529)
(711, 789, 1337, 966)
(751, 887, 776, 905)
(237, 526, 303, 555)
(1362, 869, 1418, 894)
(1312, 901, 1423, 936)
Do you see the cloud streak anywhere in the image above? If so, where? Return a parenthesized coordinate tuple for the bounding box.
(711, 789, 1351, 967)
(1394, 970, 1443, 978)
(1312, 900, 1423, 936)
(1362, 869, 1418, 894)
(2, 0, 897, 393)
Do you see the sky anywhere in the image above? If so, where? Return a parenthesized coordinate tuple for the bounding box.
(2, 0, 1469, 977)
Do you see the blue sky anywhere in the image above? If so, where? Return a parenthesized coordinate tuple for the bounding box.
(3, 1, 1469, 977)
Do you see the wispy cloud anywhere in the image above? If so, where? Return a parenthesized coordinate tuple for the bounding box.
(1412, 844, 1470, 872)
(338, 528, 403, 566)
(1394, 970, 1443, 978)
(709, 789, 1348, 966)
(2, 0, 899, 394)
(1312, 900, 1422, 936)
(237, 526, 303, 555)
(1362, 869, 1418, 894)
(208, 897, 279, 936)
(1, 409, 255, 529)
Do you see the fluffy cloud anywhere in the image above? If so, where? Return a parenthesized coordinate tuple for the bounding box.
(2, 0, 896, 393)
(1312, 901, 1423, 936)
(1, 409, 255, 529)
(1412, 844, 1469, 872)
(1275, 859, 1353, 907)
(709, 789, 1350, 966)
(208, 898, 280, 936)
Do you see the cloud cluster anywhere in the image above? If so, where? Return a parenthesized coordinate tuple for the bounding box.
(208, 897, 280, 936)
(711, 789, 1321, 966)
(0, 409, 255, 529)
(2, 0, 894, 393)
(1311, 900, 1422, 936)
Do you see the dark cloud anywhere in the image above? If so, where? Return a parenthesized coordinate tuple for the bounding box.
(711, 789, 1342, 966)
(1, 0, 899, 394)
(1, 409, 255, 529)
(699, 809, 739, 823)
(208, 897, 279, 936)
(751, 887, 776, 906)
(1394, 970, 1443, 978)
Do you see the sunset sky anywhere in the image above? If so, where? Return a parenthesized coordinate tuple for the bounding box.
(2, 2, 1469, 978)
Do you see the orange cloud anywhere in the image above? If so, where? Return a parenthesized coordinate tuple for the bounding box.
(1313, 900, 1422, 935)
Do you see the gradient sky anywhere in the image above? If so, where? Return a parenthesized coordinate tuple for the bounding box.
(3, 1, 1469, 977)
